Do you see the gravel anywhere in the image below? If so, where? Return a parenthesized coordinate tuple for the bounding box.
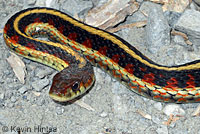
(146, 3, 170, 54)
(1, 0, 200, 134)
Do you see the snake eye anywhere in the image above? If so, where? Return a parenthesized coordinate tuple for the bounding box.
(72, 82, 79, 92)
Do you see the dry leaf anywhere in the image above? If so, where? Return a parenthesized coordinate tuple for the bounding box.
(74, 100, 95, 111)
(32, 91, 41, 97)
(150, 0, 190, 12)
(150, 0, 168, 4)
(171, 29, 193, 45)
(137, 110, 152, 120)
(6, 53, 26, 84)
(162, 0, 190, 12)
(163, 114, 180, 125)
(85, 0, 139, 29)
(107, 20, 147, 33)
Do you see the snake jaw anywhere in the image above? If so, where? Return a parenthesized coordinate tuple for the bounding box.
(49, 75, 82, 102)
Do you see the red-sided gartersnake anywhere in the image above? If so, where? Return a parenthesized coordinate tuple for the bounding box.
(3, 7, 200, 103)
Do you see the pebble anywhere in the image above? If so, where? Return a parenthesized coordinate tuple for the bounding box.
(36, 99, 45, 106)
(7, 103, 14, 108)
(31, 78, 50, 92)
(56, 107, 65, 115)
(35, 0, 46, 6)
(35, 67, 54, 79)
(164, 11, 181, 28)
(23, 58, 31, 64)
(163, 104, 185, 116)
(152, 116, 162, 125)
(140, 1, 157, 16)
(61, 0, 93, 15)
(27, 0, 36, 5)
(124, 10, 146, 24)
(65, 119, 72, 126)
(175, 9, 200, 36)
(136, 0, 143, 3)
(80, 129, 88, 134)
(173, 35, 187, 47)
(175, 9, 200, 46)
(156, 125, 168, 134)
(46, 0, 54, 7)
(193, 0, 200, 6)
(10, 96, 17, 103)
(113, 96, 127, 115)
(0, 93, 4, 100)
(153, 102, 162, 111)
(18, 85, 30, 94)
(145, 3, 170, 54)
(3, 70, 11, 76)
(100, 111, 108, 117)
(96, 84, 102, 91)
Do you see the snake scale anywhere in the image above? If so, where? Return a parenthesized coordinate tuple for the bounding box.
(3, 7, 200, 103)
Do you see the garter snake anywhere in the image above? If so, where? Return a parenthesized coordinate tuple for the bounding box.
(3, 7, 200, 103)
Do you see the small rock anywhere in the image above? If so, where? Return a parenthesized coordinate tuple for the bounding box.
(37, 99, 45, 106)
(152, 116, 162, 125)
(175, 9, 200, 38)
(62, 0, 93, 16)
(80, 129, 88, 134)
(153, 102, 162, 111)
(140, 1, 157, 16)
(35, 67, 54, 79)
(174, 35, 187, 46)
(163, 104, 185, 116)
(125, 10, 147, 24)
(31, 78, 50, 92)
(0, 93, 4, 100)
(56, 107, 65, 115)
(164, 11, 181, 28)
(136, 0, 143, 3)
(66, 119, 72, 126)
(190, 1, 200, 11)
(23, 58, 31, 64)
(3, 70, 11, 75)
(35, 0, 46, 6)
(146, 3, 170, 54)
(7, 103, 14, 108)
(113, 96, 127, 115)
(193, 0, 200, 6)
(10, 96, 17, 103)
(18, 85, 30, 94)
(96, 84, 102, 91)
(100, 111, 108, 117)
(156, 125, 168, 134)
(22, 95, 27, 100)
(27, 0, 36, 5)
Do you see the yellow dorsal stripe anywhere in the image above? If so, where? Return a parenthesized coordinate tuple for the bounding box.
(13, 8, 200, 71)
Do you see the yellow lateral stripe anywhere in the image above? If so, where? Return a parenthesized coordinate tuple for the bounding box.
(4, 36, 68, 71)
(13, 14, 87, 69)
(25, 23, 87, 68)
(13, 8, 200, 71)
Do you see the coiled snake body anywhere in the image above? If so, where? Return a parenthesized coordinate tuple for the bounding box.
(4, 7, 200, 103)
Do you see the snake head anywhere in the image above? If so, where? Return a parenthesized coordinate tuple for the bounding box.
(49, 63, 95, 102)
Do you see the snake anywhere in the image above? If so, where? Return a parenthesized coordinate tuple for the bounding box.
(3, 7, 200, 103)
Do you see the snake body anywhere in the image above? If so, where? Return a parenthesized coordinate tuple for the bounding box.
(4, 7, 200, 103)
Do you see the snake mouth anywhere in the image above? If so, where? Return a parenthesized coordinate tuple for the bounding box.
(49, 84, 87, 102)
(49, 74, 95, 102)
